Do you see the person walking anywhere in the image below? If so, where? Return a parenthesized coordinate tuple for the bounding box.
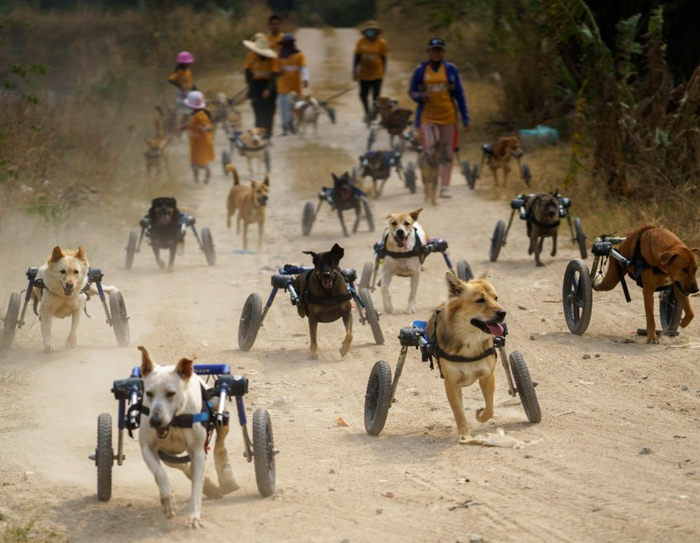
(353, 20, 388, 124)
(277, 33, 308, 135)
(183, 90, 214, 184)
(409, 38, 470, 199)
(168, 51, 196, 124)
(267, 13, 284, 54)
(243, 33, 280, 139)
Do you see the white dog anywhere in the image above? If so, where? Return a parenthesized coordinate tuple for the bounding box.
(30, 245, 117, 352)
(138, 346, 239, 528)
(379, 208, 427, 314)
(290, 93, 322, 137)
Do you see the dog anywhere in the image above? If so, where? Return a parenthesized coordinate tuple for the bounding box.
(236, 127, 268, 177)
(427, 272, 506, 444)
(292, 243, 353, 359)
(359, 149, 401, 198)
(137, 346, 239, 528)
(524, 192, 561, 266)
(483, 136, 523, 187)
(374, 96, 412, 149)
(380, 208, 427, 314)
(226, 164, 268, 251)
(418, 139, 450, 206)
(144, 112, 173, 178)
(145, 197, 186, 271)
(328, 171, 364, 237)
(290, 93, 323, 137)
(30, 246, 117, 352)
(209, 92, 240, 136)
(593, 225, 699, 343)
(156, 105, 179, 139)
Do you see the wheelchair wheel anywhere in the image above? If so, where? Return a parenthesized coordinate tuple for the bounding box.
(327, 106, 336, 124)
(659, 286, 682, 332)
(360, 287, 384, 345)
(404, 161, 417, 194)
(301, 201, 315, 236)
(264, 147, 271, 173)
(96, 412, 113, 502)
(362, 197, 375, 232)
(221, 150, 231, 175)
(562, 258, 592, 335)
(456, 260, 474, 282)
(201, 227, 216, 265)
(364, 360, 393, 436)
(252, 408, 276, 498)
(359, 261, 374, 290)
(574, 217, 587, 260)
(367, 128, 376, 150)
(489, 220, 506, 262)
(468, 163, 480, 190)
(2, 292, 21, 349)
(509, 351, 541, 423)
(521, 163, 532, 187)
(238, 293, 263, 351)
(109, 291, 130, 347)
(461, 159, 470, 183)
(125, 230, 137, 270)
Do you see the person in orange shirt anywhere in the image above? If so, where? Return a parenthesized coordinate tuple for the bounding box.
(277, 33, 309, 135)
(267, 14, 284, 54)
(183, 91, 214, 184)
(243, 33, 280, 139)
(409, 38, 470, 198)
(168, 51, 196, 123)
(353, 20, 388, 123)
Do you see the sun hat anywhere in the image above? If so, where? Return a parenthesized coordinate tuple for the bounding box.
(358, 20, 381, 33)
(279, 33, 296, 44)
(184, 90, 206, 109)
(176, 51, 195, 63)
(427, 38, 446, 50)
(242, 33, 278, 58)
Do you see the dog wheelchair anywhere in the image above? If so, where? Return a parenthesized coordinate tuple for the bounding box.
(461, 143, 531, 189)
(363, 320, 541, 435)
(90, 364, 277, 501)
(489, 193, 587, 262)
(301, 171, 375, 237)
(1, 267, 130, 349)
(125, 197, 216, 269)
(238, 264, 384, 352)
(359, 236, 474, 293)
(221, 131, 271, 175)
(562, 235, 682, 337)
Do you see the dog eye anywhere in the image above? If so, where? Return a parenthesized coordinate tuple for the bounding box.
(166, 391, 176, 398)
(391, 221, 398, 226)
(146, 391, 154, 399)
(682, 267, 689, 274)
(60, 270, 66, 275)
(476, 297, 485, 303)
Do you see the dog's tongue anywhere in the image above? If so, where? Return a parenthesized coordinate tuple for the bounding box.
(397, 238, 407, 249)
(485, 322, 505, 336)
(322, 279, 333, 289)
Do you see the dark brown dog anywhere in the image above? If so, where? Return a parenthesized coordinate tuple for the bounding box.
(594, 225, 699, 343)
(292, 243, 353, 359)
(525, 192, 561, 267)
(374, 96, 412, 148)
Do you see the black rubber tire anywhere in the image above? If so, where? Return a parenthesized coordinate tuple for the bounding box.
(489, 220, 506, 262)
(359, 261, 374, 290)
(125, 230, 137, 270)
(367, 128, 376, 150)
(509, 351, 542, 423)
(2, 292, 21, 349)
(404, 161, 417, 194)
(562, 258, 593, 335)
(574, 217, 587, 260)
(456, 260, 474, 282)
(468, 163, 479, 189)
(461, 159, 470, 181)
(264, 147, 271, 173)
(302, 201, 315, 236)
(364, 360, 393, 436)
(327, 107, 336, 124)
(659, 286, 682, 332)
(201, 227, 216, 265)
(96, 412, 113, 502)
(222, 149, 231, 175)
(360, 287, 384, 345)
(521, 163, 532, 186)
(238, 293, 263, 351)
(252, 408, 276, 497)
(362, 198, 375, 232)
(109, 291, 130, 347)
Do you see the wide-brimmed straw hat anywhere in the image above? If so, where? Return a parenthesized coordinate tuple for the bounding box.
(184, 90, 206, 109)
(242, 33, 278, 58)
(358, 20, 381, 33)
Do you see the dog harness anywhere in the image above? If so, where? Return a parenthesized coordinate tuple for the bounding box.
(616, 226, 667, 302)
(525, 195, 560, 230)
(376, 227, 425, 260)
(299, 271, 353, 308)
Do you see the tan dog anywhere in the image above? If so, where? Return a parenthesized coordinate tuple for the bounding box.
(290, 93, 322, 137)
(594, 225, 699, 343)
(380, 208, 427, 314)
(237, 127, 268, 177)
(374, 96, 412, 148)
(427, 272, 506, 443)
(30, 246, 117, 352)
(484, 136, 523, 187)
(144, 113, 173, 178)
(226, 164, 269, 251)
(418, 139, 450, 206)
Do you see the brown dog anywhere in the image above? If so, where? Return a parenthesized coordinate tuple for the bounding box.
(225, 164, 269, 251)
(594, 225, 699, 343)
(237, 127, 268, 177)
(292, 243, 353, 359)
(418, 139, 450, 206)
(427, 272, 506, 443)
(144, 113, 173, 178)
(374, 96, 412, 148)
(525, 192, 561, 266)
(485, 136, 523, 187)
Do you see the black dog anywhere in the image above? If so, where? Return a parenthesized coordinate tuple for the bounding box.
(144, 197, 185, 272)
(329, 172, 364, 237)
(525, 191, 561, 267)
(292, 243, 353, 359)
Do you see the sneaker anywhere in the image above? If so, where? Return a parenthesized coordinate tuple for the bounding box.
(439, 189, 452, 199)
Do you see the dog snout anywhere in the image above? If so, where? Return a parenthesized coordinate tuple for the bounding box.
(495, 309, 506, 322)
(149, 415, 164, 429)
(395, 228, 406, 239)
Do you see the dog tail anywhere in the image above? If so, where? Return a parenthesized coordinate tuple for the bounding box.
(226, 164, 240, 185)
(154, 115, 163, 139)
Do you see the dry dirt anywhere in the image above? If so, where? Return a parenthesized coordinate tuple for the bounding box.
(1, 28, 700, 543)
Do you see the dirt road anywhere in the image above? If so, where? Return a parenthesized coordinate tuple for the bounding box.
(1, 28, 700, 543)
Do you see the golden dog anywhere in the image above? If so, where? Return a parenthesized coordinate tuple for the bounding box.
(427, 272, 506, 443)
(593, 225, 699, 343)
(144, 114, 173, 178)
(485, 136, 523, 187)
(418, 139, 450, 206)
(237, 127, 269, 178)
(374, 96, 412, 148)
(225, 164, 268, 251)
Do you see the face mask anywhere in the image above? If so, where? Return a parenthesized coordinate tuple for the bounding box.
(364, 29, 378, 38)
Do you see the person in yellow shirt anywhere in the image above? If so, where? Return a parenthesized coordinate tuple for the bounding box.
(183, 91, 214, 184)
(267, 14, 284, 54)
(353, 20, 388, 123)
(168, 51, 196, 124)
(277, 33, 309, 135)
(243, 33, 280, 139)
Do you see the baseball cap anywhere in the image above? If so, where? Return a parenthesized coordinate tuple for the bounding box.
(427, 38, 446, 50)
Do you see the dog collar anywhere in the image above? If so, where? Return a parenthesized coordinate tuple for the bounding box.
(435, 344, 496, 363)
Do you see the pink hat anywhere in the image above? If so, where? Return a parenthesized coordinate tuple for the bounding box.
(177, 51, 195, 64)
(184, 90, 206, 109)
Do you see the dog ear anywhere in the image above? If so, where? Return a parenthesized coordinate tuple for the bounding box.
(330, 243, 345, 260)
(445, 271, 465, 298)
(263, 175, 269, 187)
(138, 346, 155, 377)
(302, 250, 317, 259)
(76, 246, 87, 261)
(479, 268, 493, 280)
(49, 246, 64, 263)
(175, 357, 194, 380)
(409, 208, 423, 221)
(659, 250, 677, 266)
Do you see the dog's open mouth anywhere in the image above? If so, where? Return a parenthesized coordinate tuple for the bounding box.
(393, 234, 408, 249)
(63, 285, 75, 296)
(471, 318, 505, 337)
(156, 427, 170, 439)
(322, 277, 334, 289)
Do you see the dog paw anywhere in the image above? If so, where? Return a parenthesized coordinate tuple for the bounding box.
(219, 478, 241, 495)
(647, 336, 659, 345)
(67, 335, 78, 348)
(203, 478, 223, 499)
(406, 305, 417, 314)
(44, 344, 55, 353)
(161, 496, 177, 518)
(458, 434, 473, 445)
(156, 259, 165, 269)
(308, 353, 319, 360)
(185, 515, 203, 529)
(475, 407, 493, 423)
(535, 261, 544, 267)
